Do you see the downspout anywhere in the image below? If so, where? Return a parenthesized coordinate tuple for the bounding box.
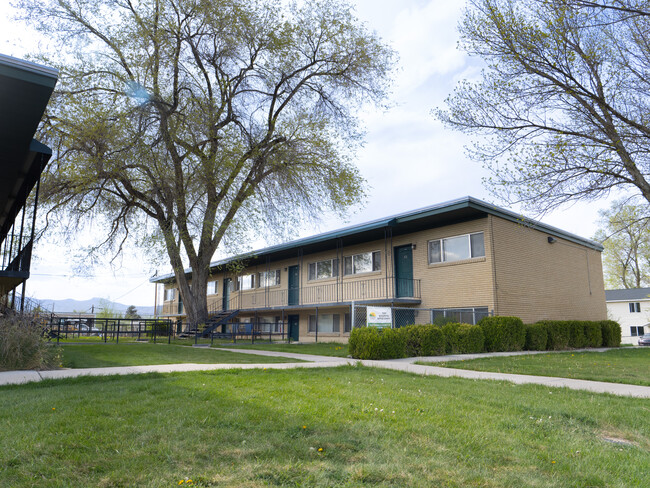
(489, 215, 498, 315)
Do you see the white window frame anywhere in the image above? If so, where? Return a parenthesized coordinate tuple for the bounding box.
(629, 302, 641, 313)
(308, 258, 339, 281)
(207, 281, 218, 295)
(164, 288, 175, 301)
(428, 232, 485, 264)
(258, 269, 281, 288)
(237, 274, 255, 291)
(343, 251, 381, 276)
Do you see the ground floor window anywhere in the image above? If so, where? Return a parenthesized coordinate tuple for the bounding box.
(431, 307, 489, 325)
(630, 326, 645, 336)
(308, 314, 340, 333)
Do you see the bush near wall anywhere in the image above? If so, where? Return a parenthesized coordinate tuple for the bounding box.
(348, 327, 406, 360)
(601, 320, 622, 347)
(349, 319, 622, 360)
(478, 316, 526, 352)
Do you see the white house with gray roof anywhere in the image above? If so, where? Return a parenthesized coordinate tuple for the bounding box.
(605, 288, 650, 344)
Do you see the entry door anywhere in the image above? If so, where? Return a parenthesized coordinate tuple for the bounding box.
(223, 278, 232, 310)
(288, 265, 300, 306)
(288, 314, 300, 341)
(394, 244, 413, 298)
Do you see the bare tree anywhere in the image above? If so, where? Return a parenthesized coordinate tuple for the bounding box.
(18, 0, 395, 326)
(436, 0, 650, 212)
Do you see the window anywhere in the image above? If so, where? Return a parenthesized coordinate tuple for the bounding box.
(629, 302, 641, 313)
(207, 281, 218, 295)
(308, 314, 340, 333)
(164, 288, 175, 301)
(237, 274, 255, 290)
(308, 258, 339, 280)
(344, 313, 351, 333)
(344, 251, 381, 275)
(428, 232, 485, 264)
(631, 326, 645, 336)
(259, 269, 281, 287)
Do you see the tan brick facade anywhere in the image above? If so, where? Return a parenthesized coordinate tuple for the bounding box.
(159, 210, 606, 342)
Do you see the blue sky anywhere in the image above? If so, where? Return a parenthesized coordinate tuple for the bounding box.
(1, 0, 611, 307)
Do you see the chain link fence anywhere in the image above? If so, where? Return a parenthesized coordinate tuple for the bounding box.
(351, 304, 492, 329)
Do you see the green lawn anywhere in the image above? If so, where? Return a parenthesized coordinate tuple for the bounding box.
(0, 367, 647, 487)
(60, 344, 301, 368)
(419, 348, 650, 386)
(217, 341, 349, 357)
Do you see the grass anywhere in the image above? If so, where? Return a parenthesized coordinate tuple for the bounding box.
(217, 341, 349, 357)
(60, 344, 301, 368)
(0, 366, 647, 487)
(419, 348, 650, 386)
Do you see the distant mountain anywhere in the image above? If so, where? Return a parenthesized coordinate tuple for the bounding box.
(36, 297, 157, 317)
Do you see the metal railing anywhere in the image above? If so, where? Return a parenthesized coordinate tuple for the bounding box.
(218, 276, 421, 311)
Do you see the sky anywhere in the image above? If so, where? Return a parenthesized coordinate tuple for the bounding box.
(1, 0, 615, 308)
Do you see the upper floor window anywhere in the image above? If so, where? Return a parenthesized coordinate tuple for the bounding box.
(308, 258, 339, 281)
(207, 281, 218, 295)
(428, 232, 485, 264)
(344, 251, 381, 275)
(259, 269, 281, 287)
(164, 288, 175, 301)
(629, 302, 641, 313)
(237, 274, 255, 290)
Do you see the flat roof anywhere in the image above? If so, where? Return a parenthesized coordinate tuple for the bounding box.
(152, 196, 603, 283)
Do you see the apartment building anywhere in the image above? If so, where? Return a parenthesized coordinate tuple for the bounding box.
(152, 197, 607, 342)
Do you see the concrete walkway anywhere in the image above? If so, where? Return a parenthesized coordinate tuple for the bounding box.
(1, 347, 649, 399)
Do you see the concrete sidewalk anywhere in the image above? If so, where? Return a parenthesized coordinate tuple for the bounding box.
(1, 348, 648, 398)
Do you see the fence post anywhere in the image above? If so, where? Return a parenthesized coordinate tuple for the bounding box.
(154, 320, 157, 344)
(351, 302, 355, 329)
(116, 320, 120, 344)
(57, 319, 60, 345)
(315, 307, 318, 343)
(168, 320, 172, 345)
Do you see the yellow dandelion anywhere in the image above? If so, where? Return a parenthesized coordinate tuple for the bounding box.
(52, 408, 55, 411)
(302, 425, 306, 429)
(318, 447, 323, 452)
(178, 481, 184, 485)
(551, 461, 556, 464)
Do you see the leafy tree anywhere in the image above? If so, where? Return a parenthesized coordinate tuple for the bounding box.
(436, 0, 650, 211)
(18, 0, 394, 327)
(96, 299, 122, 319)
(594, 200, 650, 288)
(124, 305, 141, 320)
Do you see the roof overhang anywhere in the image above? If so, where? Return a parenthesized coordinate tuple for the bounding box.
(152, 196, 604, 284)
(0, 54, 58, 243)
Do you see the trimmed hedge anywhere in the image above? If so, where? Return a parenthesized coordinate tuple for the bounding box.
(524, 323, 547, 351)
(348, 327, 406, 360)
(348, 318, 622, 359)
(478, 316, 526, 352)
(601, 320, 622, 347)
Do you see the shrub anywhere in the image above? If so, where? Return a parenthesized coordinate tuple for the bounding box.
(418, 324, 446, 356)
(402, 325, 424, 357)
(525, 323, 547, 351)
(0, 313, 61, 371)
(441, 322, 461, 354)
(456, 324, 484, 354)
(348, 326, 406, 360)
(478, 316, 526, 352)
(567, 321, 588, 349)
(584, 322, 602, 348)
(600, 320, 622, 347)
(537, 320, 570, 350)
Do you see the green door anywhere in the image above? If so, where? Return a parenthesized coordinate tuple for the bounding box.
(223, 278, 232, 310)
(288, 265, 300, 306)
(394, 245, 413, 298)
(288, 314, 300, 341)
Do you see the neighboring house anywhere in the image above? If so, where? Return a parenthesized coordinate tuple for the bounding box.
(0, 54, 58, 311)
(151, 196, 607, 342)
(605, 288, 650, 344)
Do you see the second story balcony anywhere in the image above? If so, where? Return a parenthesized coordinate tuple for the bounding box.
(215, 276, 421, 313)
